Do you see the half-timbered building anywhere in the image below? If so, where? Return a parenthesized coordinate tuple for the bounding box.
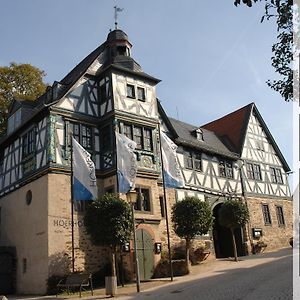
(0, 28, 292, 295)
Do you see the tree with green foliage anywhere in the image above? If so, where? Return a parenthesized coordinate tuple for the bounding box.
(84, 194, 133, 280)
(0, 62, 47, 135)
(218, 199, 249, 262)
(234, 0, 293, 101)
(171, 197, 213, 272)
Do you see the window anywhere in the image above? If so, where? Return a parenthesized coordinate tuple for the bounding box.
(22, 258, 27, 273)
(253, 164, 262, 180)
(144, 128, 152, 151)
(134, 188, 151, 212)
(7, 109, 22, 134)
(117, 45, 129, 56)
(270, 167, 283, 184)
(101, 125, 113, 169)
(105, 187, 115, 194)
(262, 204, 272, 225)
(246, 163, 262, 180)
(185, 152, 193, 169)
(22, 128, 36, 174)
(184, 150, 202, 171)
(255, 140, 265, 151)
(122, 124, 153, 151)
(276, 206, 285, 226)
(123, 124, 133, 140)
(72, 123, 93, 152)
(99, 77, 110, 104)
(74, 200, 88, 212)
(137, 87, 146, 101)
(26, 190, 32, 205)
(194, 128, 203, 141)
(159, 196, 165, 218)
(219, 160, 234, 179)
(127, 84, 135, 98)
(22, 129, 35, 158)
(134, 126, 143, 150)
(194, 153, 202, 171)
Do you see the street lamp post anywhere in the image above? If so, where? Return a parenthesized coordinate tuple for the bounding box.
(127, 189, 141, 293)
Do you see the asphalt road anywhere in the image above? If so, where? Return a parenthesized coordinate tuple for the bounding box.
(119, 248, 293, 300)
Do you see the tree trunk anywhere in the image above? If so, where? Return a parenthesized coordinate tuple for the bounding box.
(230, 228, 238, 262)
(185, 238, 191, 273)
(111, 245, 116, 277)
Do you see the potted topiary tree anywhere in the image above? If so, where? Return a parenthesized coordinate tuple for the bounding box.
(84, 193, 133, 296)
(171, 197, 213, 273)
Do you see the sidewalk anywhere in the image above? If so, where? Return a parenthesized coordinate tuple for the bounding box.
(8, 247, 292, 300)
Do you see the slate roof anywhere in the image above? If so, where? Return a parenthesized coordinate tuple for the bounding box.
(168, 117, 239, 159)
(1, 29, 160, 143)
(107, 29, 130, 43)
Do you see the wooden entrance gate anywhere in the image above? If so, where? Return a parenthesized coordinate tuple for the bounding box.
(136, 228, 154, 280)
(0, 247, 16, 294)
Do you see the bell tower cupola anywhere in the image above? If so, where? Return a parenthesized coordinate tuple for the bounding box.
(106, 29, 132, 58)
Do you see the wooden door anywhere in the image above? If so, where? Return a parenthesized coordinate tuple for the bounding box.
(136, 229, 154, 280)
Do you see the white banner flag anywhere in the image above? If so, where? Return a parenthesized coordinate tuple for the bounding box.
(160, 130, 184, 188)
(116, 132, 137, 193)
(72, 137, 97, 201)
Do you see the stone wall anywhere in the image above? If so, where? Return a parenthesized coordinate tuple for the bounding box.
(0, 175, 48, 294)
(246, 196, 292, 251)
(48, 173, 110, 280)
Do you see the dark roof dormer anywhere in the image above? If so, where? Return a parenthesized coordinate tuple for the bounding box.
(193, 128, 204, 141)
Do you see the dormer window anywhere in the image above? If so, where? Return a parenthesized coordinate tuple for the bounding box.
(193, 128, 203, 141)
(7, 109, 21, 134)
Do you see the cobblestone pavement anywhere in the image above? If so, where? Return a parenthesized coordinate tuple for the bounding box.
(118, 248, 293, 300)
(7, 248, 293, 300)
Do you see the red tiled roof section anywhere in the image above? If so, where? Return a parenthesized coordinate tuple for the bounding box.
(202, 103, 253, 154)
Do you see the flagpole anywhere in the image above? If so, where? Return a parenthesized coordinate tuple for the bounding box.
(115, 130, 120, 194)
(158, 125, 174, 281)
(70, 132, 75, 273)
(115, 129, 141, 292)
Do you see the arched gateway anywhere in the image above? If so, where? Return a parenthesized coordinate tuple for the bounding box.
(212, 203, 246, 258)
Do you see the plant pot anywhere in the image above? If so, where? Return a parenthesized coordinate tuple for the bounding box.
(105, 276, 117, 296)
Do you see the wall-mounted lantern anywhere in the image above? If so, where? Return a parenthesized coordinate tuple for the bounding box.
(122, 242, 130, 252)
(252, 228, 263, 239)
(154, 242, 162, 254)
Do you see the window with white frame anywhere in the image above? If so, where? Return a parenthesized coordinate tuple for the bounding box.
(219, 160, 234, 179)
(246, 162, 262, 180)
(72, 123, 93, 152)
(122, 123, 153, 151)
(134, 187, 151, 212)
(270, 167, 283, 184)
(184, 150, 202, 171)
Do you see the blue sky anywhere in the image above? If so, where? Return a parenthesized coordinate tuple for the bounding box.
(0, 1, 293, 178)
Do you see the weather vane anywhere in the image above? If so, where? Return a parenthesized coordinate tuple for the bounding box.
(114, 6, 124, 30)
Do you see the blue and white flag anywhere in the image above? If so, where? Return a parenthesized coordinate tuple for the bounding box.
(116, 132, 137, 193)
(160, 129, 184, 188)
(72, 137, 97, 201)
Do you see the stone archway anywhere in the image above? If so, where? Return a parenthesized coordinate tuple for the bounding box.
(212, 203, 245, 258)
